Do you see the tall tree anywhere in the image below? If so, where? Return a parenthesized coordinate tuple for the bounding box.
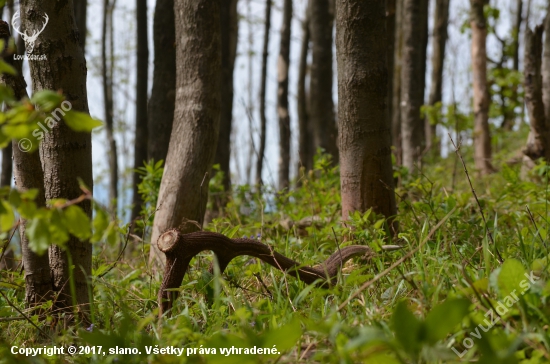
(0, 142, 11, 187)
(20, 0, 93, 313)
(147, 0, 175, 164)
(102, 0, 118, 211)
(336, 0, 397, 229)
(386, 0, 396, 144)
(131, 0, 148, 222)
(213, 0, 238, 196)
(392, 0, 404, 165)
(470, 0, 494, 175)
(149, 0, 221, 267)
(297, 2, 313, 173)
(400, 0, 429, 171)
(256, 0, 271, 186)
(522, 25, 549, 163)
(278, 0, 292, 190)
(73, 0, 87, 52)
(0, 21, 52, 308)
(426, 0, 450, 154)
(310, 0, 338, 162)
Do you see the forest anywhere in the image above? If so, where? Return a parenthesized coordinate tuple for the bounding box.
(0, 0, 549, 363)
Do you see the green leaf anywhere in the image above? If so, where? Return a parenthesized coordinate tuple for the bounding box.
(63, 110, 103, 132)
(63, 205, 91, 240)
(498, 259, 527, 299)
(0, 201, 14, 231)
(425, 298, 470, 344)
(392, 301, 423, 356)
(0, 60, 16, 76)
(262, 318, 301, 353)
(26, 218, 51, 255)
(30, 90, 63, 111)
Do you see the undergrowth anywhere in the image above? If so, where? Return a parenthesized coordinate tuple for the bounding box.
(1, 140, 550, 363)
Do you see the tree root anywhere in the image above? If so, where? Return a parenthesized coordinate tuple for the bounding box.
(157, 230, 401, 316)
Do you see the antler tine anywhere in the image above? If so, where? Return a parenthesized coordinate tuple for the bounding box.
(11, 11, 27, 38)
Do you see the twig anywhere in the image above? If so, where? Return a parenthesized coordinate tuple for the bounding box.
(0, 289, 51, 338)
(253, 273, 273, 300)
(448, 134, 504, 264)
(526, 206, 546, 247)
(337, 207, 456, 311)
(97, 224, 132, 278)
(266, 244, 297, 312)
(331, 227, 343, 272)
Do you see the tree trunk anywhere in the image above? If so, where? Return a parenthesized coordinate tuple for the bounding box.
(102, 0, 118, 212)
(213, 0, 238, 196)
(73, 0, 87, 52)
(20, 0, 93, 314)
(256, 0, 271, 187)
(297, 2, 312, 174)
(426, 0, 450, 155)
(336, 0, 397, 231)
(310, 0, 338, 162)
(149, 0, 221, 268)
(400, 0, 429, 171)
(147, 0, 175, 164)
(0, 21, 52, 308)
(513, 0, 523, 72)
(386, 0, 396, 145)
(502, 0, 523, 130)
(542, 0, 550, 125)
(523, 26, 548, 162)
(392, 0, 404, 166)
(278, 0, 292, 190)
(131, 0, 148, 222)
(470, 0, 494, 175)
(0, 143, 11, 187)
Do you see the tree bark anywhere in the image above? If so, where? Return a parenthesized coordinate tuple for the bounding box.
(256, 0, 271, 187)
(147, 0, 175, 164)
(542, 0, 550, 125)
(513, 0, 523, 72)
(392, 0, 403, 165)
(149, 0, 221, 268)
(426, 0, 450, 154)
(0, 143, 11, 187)
(278, 0, 292, 190)
(400, 0, 429, 171)
(502, 0, 523, 130)
(297, 2, 312, 174)
(310, 0, 338, 162)
(213, 0, 238, 196)
(523, 26, 549, 162)
(73, 0, 87, 52)
(131, 0, 148, 222)
(336, 0, 397, 230)
(20, 0, 92, 313)
(0, 20, 52, 308)
(102, 0, 118, 212)
(386, 0, 396, 146)
(470, 0, 494, 175)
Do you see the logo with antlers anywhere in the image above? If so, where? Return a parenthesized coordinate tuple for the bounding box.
(11, 11, 49, 54)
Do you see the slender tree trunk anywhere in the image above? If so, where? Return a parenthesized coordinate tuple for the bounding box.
(0, 21, 52, 308)
(386, 0, 396, 141)
(73, 0, 87, 52)
(392, 0, 404, 166)
(470, 0, 494, 175)
(310, 0, 338, 162)
(502, 0, 523, 130)
(523, 26, 548, 162)
(400, 0, 429, 171)
(297, 2, 312, 174)
(256, 0, 271, 187)
(147, 0, 175, 164)
(336, 0, 397, 231)
(278, 0, 292, 190)
(149, 0, 221, 268)
(214, 0, 238, 196)
(426, 0, 450, 154)
(131, 0, 148, 222)
(20, 0, 93, 314)
(542, 0, 550, 125)
(0, 143, 11, 187)
(102, 0, 118, 211)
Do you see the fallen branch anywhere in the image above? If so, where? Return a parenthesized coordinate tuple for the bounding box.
(157, 230, 401, 317)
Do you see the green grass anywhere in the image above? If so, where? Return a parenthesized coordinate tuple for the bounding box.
(2, 134, 550, 363)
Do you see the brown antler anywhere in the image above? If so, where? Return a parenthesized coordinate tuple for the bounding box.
(157, 230, 401, 316)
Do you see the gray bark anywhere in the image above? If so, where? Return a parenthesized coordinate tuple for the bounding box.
(297, 2, 312, 173)
(278, 0, 292, 190)
(149, 0, 221, 268)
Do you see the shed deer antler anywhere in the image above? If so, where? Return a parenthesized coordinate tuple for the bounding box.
(11, 11, 49, 54)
